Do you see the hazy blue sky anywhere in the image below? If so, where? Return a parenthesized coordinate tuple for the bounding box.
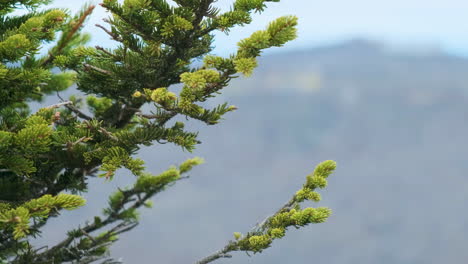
(48, 0, 468, 55)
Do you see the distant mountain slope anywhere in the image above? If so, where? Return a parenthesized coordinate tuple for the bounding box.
(230, 39, 468, 101)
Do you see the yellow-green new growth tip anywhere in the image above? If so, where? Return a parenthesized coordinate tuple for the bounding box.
(304, 160, 337, 189)
(314, 160, 337, 178)
(234, 57, 258, 77)
(151, 88, 177, 106)
(179, 157, 205, 174)
(247, 235, 272, 252)
(236, 15, 298, 58)
(295, 188, 321, 202)
(180, 70, 221, 90)
(0, 193, 85, 239)
(233, 232, 242, 240)
(269, 227, 285, 239)
(306, 176, 328, 189)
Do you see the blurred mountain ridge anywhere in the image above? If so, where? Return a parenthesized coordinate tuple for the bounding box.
(228, 38, 468, 99)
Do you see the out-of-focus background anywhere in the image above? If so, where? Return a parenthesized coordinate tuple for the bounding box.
(31, 0, 468, 263)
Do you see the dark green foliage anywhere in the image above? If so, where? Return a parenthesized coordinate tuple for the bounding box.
(0, 1, 95, 261)
(0, 0, 335, 263)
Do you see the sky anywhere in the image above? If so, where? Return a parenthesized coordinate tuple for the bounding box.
(46, 0, 468, 57)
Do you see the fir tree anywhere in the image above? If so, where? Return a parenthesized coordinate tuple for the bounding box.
(0, 0, 337, 263)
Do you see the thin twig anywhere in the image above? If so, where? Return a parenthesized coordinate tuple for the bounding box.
(68, 104, 93, 120)
(43, 101, 73, 110)
(83, 63, 112, 75)
(195, 194, 298, 264)
(80, 228, 97, 243)
(96, 46, 118, 58)
(41, 5, 96, 66)
(98, 127, 118, 141)
(195, 243, 234, 264)
(56, 92, 93, 120)
(135, 113, 158, 119)
(96, 23, 123, 42)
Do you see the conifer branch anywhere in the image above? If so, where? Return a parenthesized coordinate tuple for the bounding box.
(41, 5, 96, 66)
(195, 199, 297, 264)
(95, 23, 122, 42)
(35, 165, 196, 262)
(196, 161, 337, 264)
(99, 3, 155, 43)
